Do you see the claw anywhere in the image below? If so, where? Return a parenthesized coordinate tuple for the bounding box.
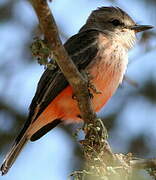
(88, 83, 101, 95)
(72, 94, 77, 100)
(88, 89, 94, 99)
(81, 70, 101, 96)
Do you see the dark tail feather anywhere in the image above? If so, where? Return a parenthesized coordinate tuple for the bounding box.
(0, 133, 28, 175)
(0, 117, 32, 175)
(0, 118, 61, 175)
(30, 119, 61, 141)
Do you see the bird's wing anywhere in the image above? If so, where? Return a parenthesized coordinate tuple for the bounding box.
(15, 29, 99, 143)
(30, 29, 99, 121)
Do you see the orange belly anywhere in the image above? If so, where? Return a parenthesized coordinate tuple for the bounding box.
(28, 61, 123, 136)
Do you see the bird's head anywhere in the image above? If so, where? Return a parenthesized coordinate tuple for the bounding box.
(80, 7, 153, 49)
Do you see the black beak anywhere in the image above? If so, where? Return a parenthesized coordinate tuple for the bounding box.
(130, 25, 153, 33)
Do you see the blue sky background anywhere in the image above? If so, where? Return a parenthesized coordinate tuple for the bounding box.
(0, 0, 156, 179)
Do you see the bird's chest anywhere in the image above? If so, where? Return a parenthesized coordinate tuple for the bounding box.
(86, 42, 128, 111)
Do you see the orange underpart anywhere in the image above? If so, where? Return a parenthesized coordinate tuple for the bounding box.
(28, 33, 127, 136)
(28, 85, 81, 136)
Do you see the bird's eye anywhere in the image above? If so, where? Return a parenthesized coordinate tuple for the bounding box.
(110, 19, 122, 26)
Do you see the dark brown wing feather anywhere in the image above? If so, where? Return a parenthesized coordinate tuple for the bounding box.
(15, 29, 99, 143)
(30, 29, 99, 120)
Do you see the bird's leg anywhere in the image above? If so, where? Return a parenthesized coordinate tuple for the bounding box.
(72, 94, 77, 100)
(72, 70, 101, 100)
(88, 82, 102, 95)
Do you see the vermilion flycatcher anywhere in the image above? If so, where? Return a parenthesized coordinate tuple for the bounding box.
(1, 6, 153, 175)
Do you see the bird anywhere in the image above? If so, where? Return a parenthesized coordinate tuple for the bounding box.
(0, 6, 153, 175)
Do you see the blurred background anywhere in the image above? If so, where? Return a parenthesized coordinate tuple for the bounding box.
(0, 0, 156, 179)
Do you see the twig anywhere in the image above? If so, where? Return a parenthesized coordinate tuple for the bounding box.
(130, 158, 156, 169)
(131, 158, 156, 179)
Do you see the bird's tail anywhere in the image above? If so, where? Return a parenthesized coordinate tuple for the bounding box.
(0, 134, 28, 175)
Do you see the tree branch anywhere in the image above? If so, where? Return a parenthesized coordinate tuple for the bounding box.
(29, 0, 96, 123)
(130, 158, 156, 169)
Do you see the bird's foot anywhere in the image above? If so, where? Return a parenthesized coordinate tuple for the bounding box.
(88, 83, 101, 95)
(81, 70, 101, 95)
